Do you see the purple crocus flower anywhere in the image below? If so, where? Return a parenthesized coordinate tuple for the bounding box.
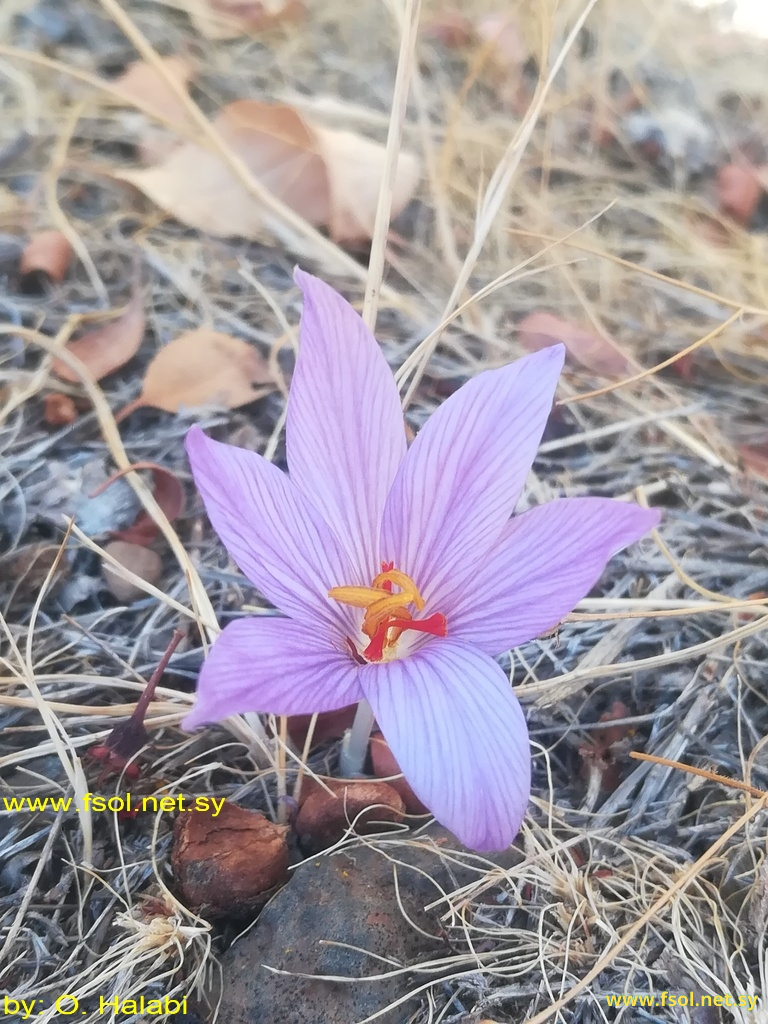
(183, 269, 659, 852)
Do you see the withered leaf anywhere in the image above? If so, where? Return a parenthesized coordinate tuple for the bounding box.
(92, 461, 185, 546)
(518, 311, 630, 377)
(53, 286, 145, 383)
(109, 56, 196, 128)
(117, 99, 420, 246)
(119, 328, 275, 417)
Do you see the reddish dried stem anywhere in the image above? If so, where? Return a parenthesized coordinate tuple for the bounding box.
(132, 629, 185, 724)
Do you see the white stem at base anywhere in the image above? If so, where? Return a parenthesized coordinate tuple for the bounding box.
(339, 699, 375, 777)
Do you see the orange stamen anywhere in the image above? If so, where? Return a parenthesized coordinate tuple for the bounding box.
(329, 562, 447, 662)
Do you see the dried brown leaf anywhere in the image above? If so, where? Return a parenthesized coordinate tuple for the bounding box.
(121, 328, 275, 417)
(53, 286, 145, 383)
(117, 99, 419, 245)
(287, 706, 357, 749)
(110, 56, 196, 128)
(317, 127, 421, 245)
(92, 462, 185, 546)
(579, 701, 634, 794)
(518, 311, 631, 377)
(188, 0, 303, 40)
(20, 229, 73, 283)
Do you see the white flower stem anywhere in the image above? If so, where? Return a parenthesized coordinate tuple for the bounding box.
(339, 699, 375, 777)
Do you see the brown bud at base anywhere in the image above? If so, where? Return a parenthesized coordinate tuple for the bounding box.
(172, 804, 289, 918)
(370, 732, 429, 815)
(295, 777, 405, 851)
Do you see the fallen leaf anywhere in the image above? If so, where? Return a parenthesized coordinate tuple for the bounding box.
(20, 229, 73, 283)
(117, 328, 275, 418)
(91, 461, 185, 546)
(116, 467, 185, 546)
(518, 311, 631, 376)
(172, 804, 289, 917)
(319, 127, 421, 245)
(117, 99, 420, 246)
(43, 392, 78, 426)
(717, 163, 762, 225)
(187, 0, 303, 40)
(0, 543, 67, 593)
(109, 56, 196, 129)
(53, 286, 145, 383)
(102, 540, 163, 602)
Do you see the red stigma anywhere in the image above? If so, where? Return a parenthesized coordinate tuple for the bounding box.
(330, 564, 447, 663)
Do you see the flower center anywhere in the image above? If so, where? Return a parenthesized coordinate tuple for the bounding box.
(328, 561, 447, 663)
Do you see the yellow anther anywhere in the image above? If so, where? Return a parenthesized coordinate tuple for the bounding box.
(327, 585, 385, 609)
(329, 567, 430, 657)
(370, 569, 425, 611)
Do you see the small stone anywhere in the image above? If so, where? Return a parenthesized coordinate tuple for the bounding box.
(172, 803, 289, 918)
(102, 541, 162, 601)
(295, 778, 405, 851)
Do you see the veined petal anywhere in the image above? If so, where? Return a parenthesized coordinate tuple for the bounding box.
(186, 427, 356, 628)
(360, 640, 530, 851)
(183, 617, 363, 730)
(381, 346, 565, 606)
(287, 270, 407, 578)
(447, 498, 660, 655)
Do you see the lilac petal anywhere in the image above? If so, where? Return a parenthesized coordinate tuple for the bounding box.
(381, 346, 565, 606)
(446, 498, 660, 655)
(360, 640, 530, 851)
(287, 270, 407, 579)
(183, 617, 363, 730)
(186, 426, 357, 629)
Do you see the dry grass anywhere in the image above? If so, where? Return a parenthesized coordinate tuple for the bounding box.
(1, 0, 768, 1020)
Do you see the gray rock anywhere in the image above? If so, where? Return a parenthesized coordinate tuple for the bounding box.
(216, 828, 506, 1024)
